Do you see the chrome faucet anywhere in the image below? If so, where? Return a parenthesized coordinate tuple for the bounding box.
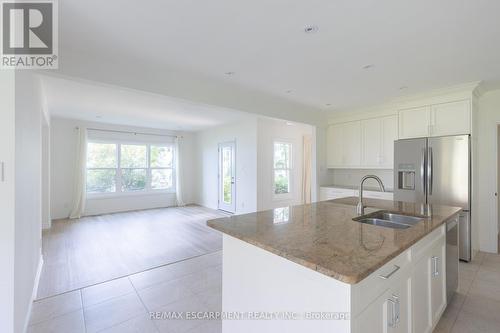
(357, 175, 386, 215)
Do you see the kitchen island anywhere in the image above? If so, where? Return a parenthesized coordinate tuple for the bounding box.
(207, 197, 461, 333)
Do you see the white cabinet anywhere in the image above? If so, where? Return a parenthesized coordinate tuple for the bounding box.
(398, 106, 431, 139)
(430, 239, 446, 324)
(327, 123, 344, 167)
(319, 187, 355, 201)
(354, 254, 411, 333)
(361, 115, 398, 169)
(381, 115, 398, 168)
(398, 99, 471, 139)
(327, 121, 362, 168)
(361, 118, 381, 168)
(328, 116, 397, 169)
(411, 227, 446, 333)
(411, 253, 433, 333)
(431, 100, 470, 136)
(363, 190, 394, 201)
(355, 225, 447, 333)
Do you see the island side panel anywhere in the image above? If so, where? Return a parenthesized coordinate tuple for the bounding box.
(222, 235, 352, 333)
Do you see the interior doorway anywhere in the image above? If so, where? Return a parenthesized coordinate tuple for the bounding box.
(218, 141, 236, 213)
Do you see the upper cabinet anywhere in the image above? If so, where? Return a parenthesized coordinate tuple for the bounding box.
(361, 115, 398, 169)
(398, 106, 431, 139)
(328, 115, 397, 169)
(327, 121, 361, 168)
(398, 99, 471, 139)
(431, 100, 471, 136)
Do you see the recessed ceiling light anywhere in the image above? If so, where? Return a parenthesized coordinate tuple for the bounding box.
(304, 25, 319, 34)
(224, 71, 235, 76)
(286, 121, 294, 126)
(362, 64, 374, 70)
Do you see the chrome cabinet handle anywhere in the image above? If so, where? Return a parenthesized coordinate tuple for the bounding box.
(1, 162, 4, 182)
(387, 298, 397, 328)
(432, 256, 439, 277)
(378, 265, 400, 280)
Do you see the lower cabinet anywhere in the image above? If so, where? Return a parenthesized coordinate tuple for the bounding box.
(354, 225, 447, 333)
(411, 233, 446, 333)
(355, 276, 410, 333)
(430, 239, 446, 324)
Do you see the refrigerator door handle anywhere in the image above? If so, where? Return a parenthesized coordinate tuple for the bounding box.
(428, 147, 433, 196)
(421, 147, 426, 194)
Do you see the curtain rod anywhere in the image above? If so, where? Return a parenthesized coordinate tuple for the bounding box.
(75, 127, 182, 138)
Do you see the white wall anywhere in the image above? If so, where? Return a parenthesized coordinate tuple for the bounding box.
(476, 89, 500, 253)
(41, 115, 51, 229)
(50, 117, 196, 219)
(194, 119, 258, 214)
(257, 118, 315, 211)
(0, 71, 16, 333)
(14, 71, 44, 333)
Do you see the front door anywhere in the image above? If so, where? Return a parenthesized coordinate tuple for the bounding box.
(218, 142, 236, 213)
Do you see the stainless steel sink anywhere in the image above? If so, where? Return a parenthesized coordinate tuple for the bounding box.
(353, 210, 424, 229)
(355, 218, 411, 229)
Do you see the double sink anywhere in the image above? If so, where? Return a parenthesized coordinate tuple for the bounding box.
(353, 210, 424, 229)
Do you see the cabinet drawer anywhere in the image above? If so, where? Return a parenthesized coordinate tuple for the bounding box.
(411, 224, 445, 262)
(351, 248, 411, 317)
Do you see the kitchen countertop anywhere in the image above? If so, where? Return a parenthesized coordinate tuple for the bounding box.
(207, 197, 461, 284)
(321, 184, 394, 193)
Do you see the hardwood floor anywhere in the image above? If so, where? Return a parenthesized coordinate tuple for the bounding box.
(37, 205, 227, 299)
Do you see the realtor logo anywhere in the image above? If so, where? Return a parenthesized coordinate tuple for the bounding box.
(1, 0, 58, 69)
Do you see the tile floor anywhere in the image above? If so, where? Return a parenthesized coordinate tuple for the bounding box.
(38, 206, 226, 299)
(434, 251, 500, 332)
(28, 251, 222, 333)
(28, 250, 500, 333)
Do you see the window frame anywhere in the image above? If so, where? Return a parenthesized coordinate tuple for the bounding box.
(272, 140, 293, 200)
(86, 139, 176, 198)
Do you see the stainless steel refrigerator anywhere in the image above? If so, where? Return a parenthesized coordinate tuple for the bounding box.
(394, 135, 471, 261)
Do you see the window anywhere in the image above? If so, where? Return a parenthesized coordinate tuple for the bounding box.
(86, 141, 175, 195)
(86, 143, 117, 193)
(273, 142, 291, 195)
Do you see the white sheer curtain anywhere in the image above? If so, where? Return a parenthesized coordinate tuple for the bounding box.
(175, 136, 185, 207)
(302, 135, 312, 204)
(69, 127, 88, 219)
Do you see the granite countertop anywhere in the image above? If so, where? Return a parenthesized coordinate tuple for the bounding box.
(321, 184, 394, 193)
(207, 197, 461, 284)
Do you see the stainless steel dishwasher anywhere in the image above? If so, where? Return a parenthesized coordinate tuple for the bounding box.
(446, 215, 459, 302)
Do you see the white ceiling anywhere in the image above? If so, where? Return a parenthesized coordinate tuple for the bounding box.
(42, 75, 253, 131)
(56, 0, 500, 116)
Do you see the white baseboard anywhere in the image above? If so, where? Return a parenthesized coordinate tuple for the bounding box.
(23, 254, 43, 333)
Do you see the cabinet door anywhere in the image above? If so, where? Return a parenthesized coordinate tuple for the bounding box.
(361, 118, 382, 167)
(381, 115, 398, 168)
(398, 106, 431, 139)
(354, 289, 387, 333)
(430, 240, 447, 324)
(411, 254, 433, 333)
(327, 124, 343, 167)
(431, 100, 470, 136)
(343, 121, 361, 167)
(354, 278, 410, 333)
